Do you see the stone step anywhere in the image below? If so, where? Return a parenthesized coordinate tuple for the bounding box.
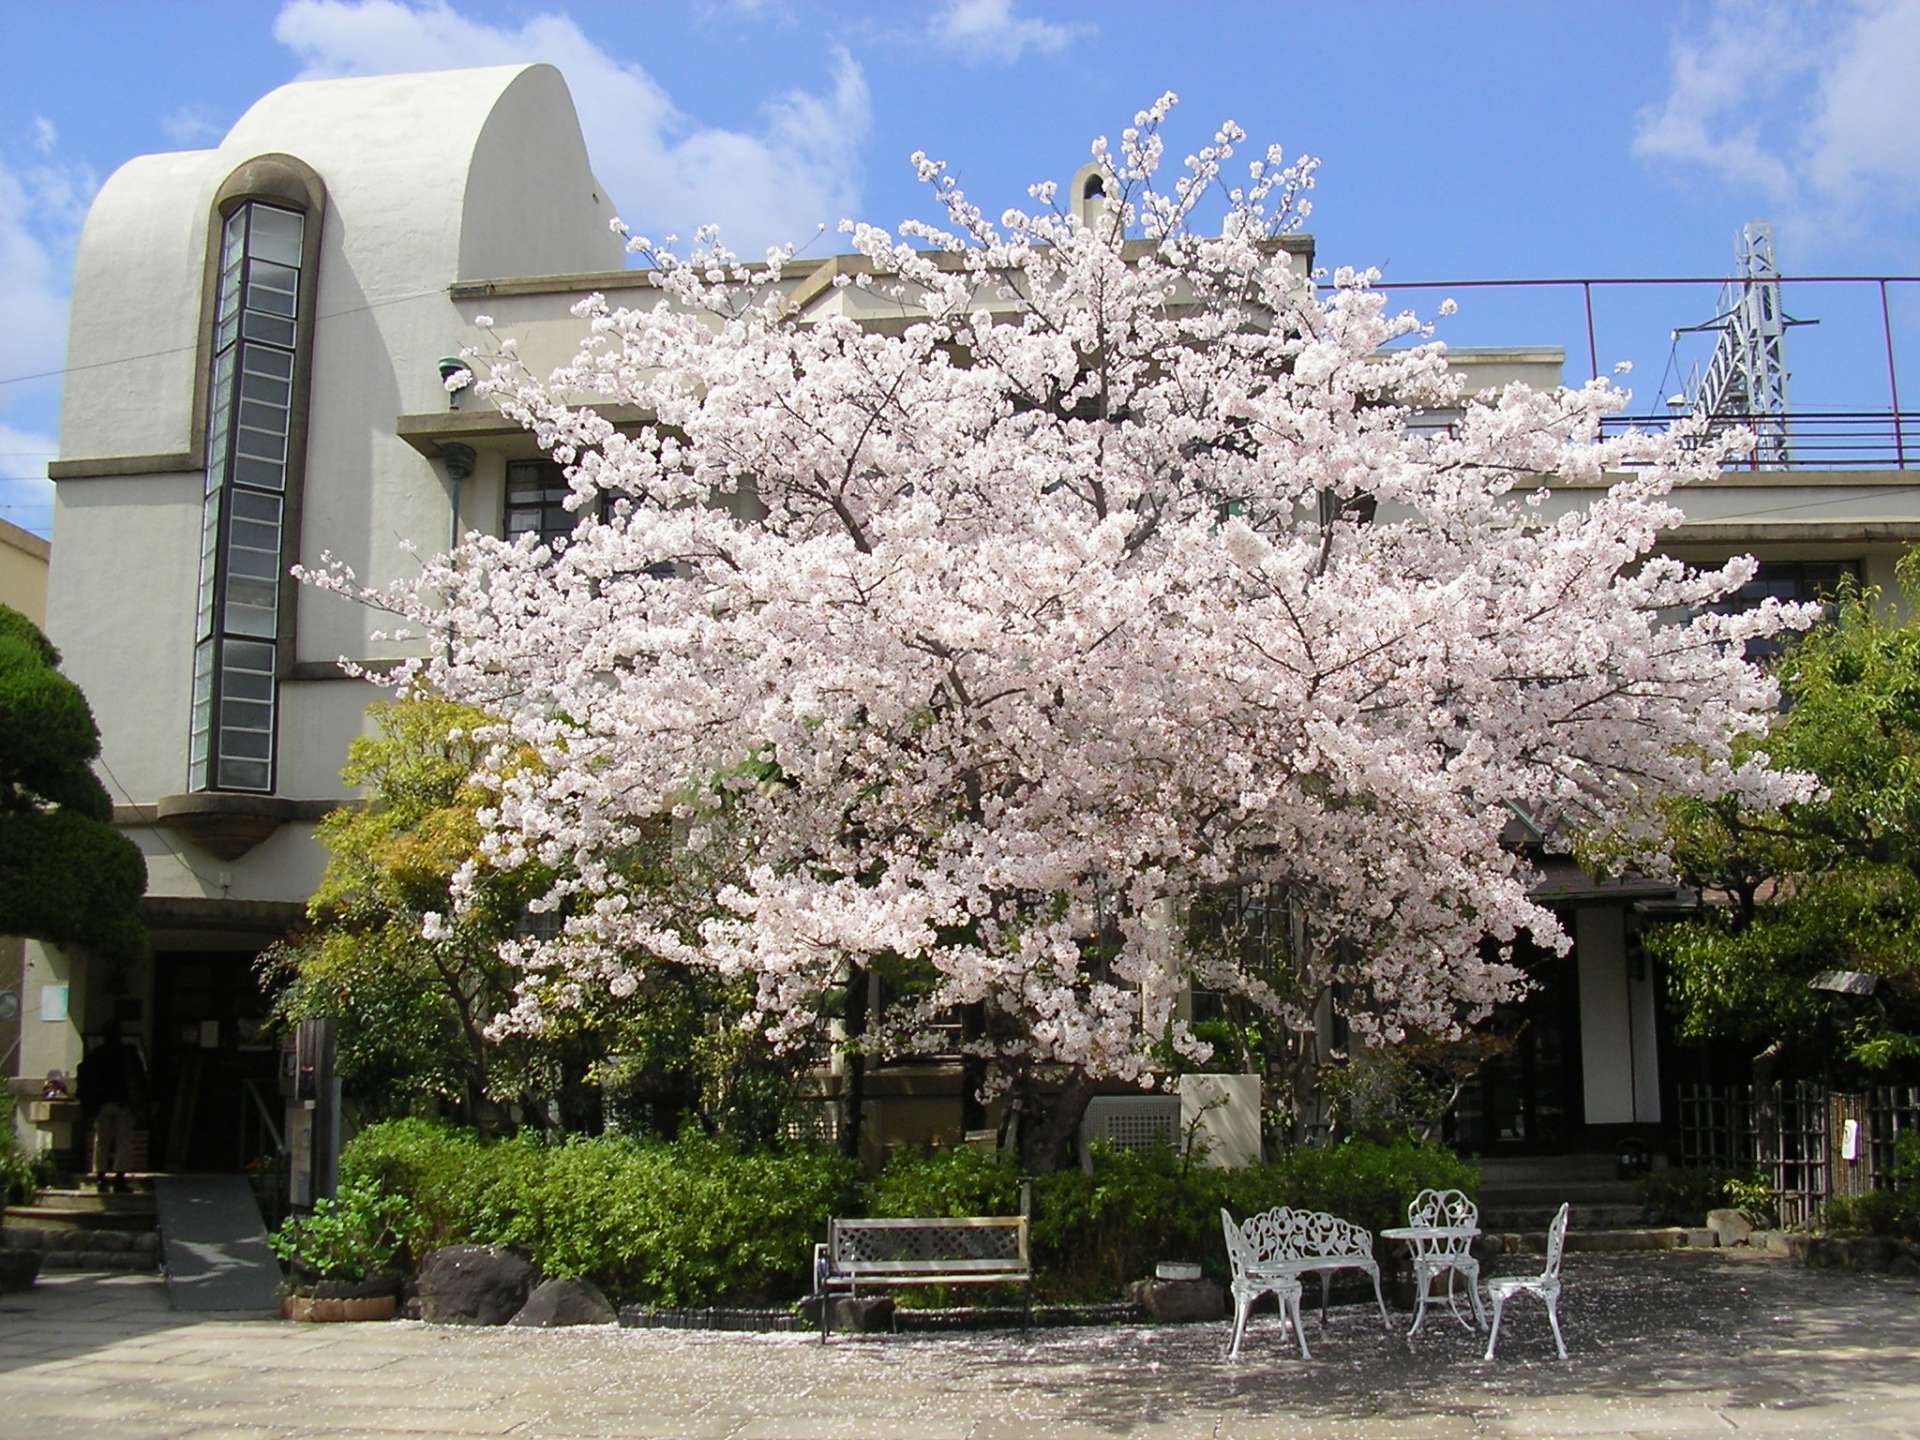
(12, 1187, 159, 1215)
(1483, 1202, 1647, 1231)
(2, 1225, 161, 1271)
(1475, 1153, 1637, 1185)
(1478, 1181, 1643, 1210)
(4, 1198, 158, 1231)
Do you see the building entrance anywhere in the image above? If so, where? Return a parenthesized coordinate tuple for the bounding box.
(1448, 953, 1585, 1154)
(150, 949, 278, 1172)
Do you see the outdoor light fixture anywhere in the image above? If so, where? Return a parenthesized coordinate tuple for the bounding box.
(438, 355, 473, 410)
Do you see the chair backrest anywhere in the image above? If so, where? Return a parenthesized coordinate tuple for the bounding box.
(1236, 1205, 1373, 1264)
(1407, 1187, 1477, 1257)
(1221, 1208, 1258, 1280)
(1541, 1201, 1571, 1281)
(1407, 1187, 1477, 1230)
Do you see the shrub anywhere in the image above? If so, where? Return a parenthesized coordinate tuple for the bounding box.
(1721, 1171, 1777, 1227)
(0, 1090, 45, 1205)
(861, 1138, 1478, 1303)
(337, 1121, 1474, 1308)
(1824, 1189, 1905, 1237)
(268, 1181, 411, 1282)
(1259, 1140, 1479, 1242)
(867, 1144, 1024, 1220)
(1637, 1166, 1735, 1226)
(338, 1117, 486, 1262)
(335, 1121, 858, 1307)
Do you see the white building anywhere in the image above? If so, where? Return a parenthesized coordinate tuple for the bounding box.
(20, 62, 1919, 1173)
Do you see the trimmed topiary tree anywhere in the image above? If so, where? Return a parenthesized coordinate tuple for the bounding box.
(0, 605, 146, 959)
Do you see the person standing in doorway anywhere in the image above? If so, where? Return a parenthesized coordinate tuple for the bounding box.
(78, 1020, 146, 1191)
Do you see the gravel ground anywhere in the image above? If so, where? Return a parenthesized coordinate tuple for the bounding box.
(1, 1250, 1917, 1438)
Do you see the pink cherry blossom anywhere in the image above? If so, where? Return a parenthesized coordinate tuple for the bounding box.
(302, 100, 1814, 1097)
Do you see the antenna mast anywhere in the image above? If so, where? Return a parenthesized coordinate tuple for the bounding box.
(1677, 222, 1801, 467)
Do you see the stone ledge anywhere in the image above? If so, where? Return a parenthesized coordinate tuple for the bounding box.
(1800, 1234, 1920, 1274)
(152, 792, 310, 860)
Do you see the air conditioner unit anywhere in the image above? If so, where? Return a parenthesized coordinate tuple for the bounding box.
(1079, 1095, 1181, 1170)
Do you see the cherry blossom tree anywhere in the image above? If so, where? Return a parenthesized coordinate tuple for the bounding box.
(309, 97, 1815, 1166)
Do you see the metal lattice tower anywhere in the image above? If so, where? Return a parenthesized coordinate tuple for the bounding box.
(1679, 223, 1796, 466)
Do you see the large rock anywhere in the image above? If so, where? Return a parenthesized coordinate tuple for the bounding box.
(416, 1246, 539, 1326)
(1706, 1208, 1755, 1247)
(510, 1277, 617, 1328)
(1129, 1277, 1226, 1324)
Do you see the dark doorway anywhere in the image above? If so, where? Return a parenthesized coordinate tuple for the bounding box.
(1448, 951, 1584, 1154)
(150, 949, 278, 1172)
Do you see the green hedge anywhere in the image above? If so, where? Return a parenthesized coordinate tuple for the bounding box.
(861, 1138, 1474, 1301)
(332, 1120, 1476, 1309)
(338, 1120, 859, 1306)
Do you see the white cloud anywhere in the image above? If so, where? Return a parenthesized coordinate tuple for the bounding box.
(161, 105, 227, 148)
(1634, 0, 1920, 247)
(928, 0, 1088, 63)
(272, 0, 870, 255)
(0, 130, 96, 480)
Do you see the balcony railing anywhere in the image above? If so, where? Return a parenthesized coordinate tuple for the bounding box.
(1347, 274, 1919, 472)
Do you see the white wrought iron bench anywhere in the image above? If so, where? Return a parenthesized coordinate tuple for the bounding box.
(1221, 1206, 1392, 1361)
(811, 1214, 1031, 1341)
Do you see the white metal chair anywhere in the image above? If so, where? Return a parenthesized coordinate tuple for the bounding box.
(1406, 1187, 1486, 1335)
(1220, 1208, 1310, 1361)
(1484, 1201, 1571, 1361)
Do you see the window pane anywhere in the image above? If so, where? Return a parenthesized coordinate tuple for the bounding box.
(248, 206, 303, 267)
(230, 518, 279, 553)
(218, 757, 271, 791)
(247, 279, 297, 318)
(226, 546, 279, 581)
(223, 669, 272, 701)
(236, 427, 286, 464)
(243, 347, 292, 380)
(221, 728, 271, 760)
(220, 698, 273, 731)
(243, 312, 295, 347)
(238, 398, 289, 435)
(232, 456, 285, 490)
(225, 606, 275, 639)
(224, 639, 274, 673)
(230, 489, 281, 524)
(240, 372, 291, 406)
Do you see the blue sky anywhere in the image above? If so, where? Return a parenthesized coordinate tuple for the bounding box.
(3, 0, 1918, 539)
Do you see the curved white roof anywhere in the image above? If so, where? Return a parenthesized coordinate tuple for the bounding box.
(60, 63, 621, 461)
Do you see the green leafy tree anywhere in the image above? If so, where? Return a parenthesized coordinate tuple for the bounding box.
(265, 697, 823, 1140)
(262, 697, 569, 1129)
(0, 605, 145, 958)
(1646, 557, 1920, 1072)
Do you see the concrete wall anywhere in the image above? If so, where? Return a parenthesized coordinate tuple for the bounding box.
(49, 63, 622, 850)
(0, 518, 50, 626)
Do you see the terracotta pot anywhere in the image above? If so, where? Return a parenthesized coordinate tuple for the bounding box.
(282, 1291, 399, 1323)
(281, 1272, 403, 1323)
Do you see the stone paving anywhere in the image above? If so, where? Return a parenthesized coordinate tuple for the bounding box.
(1, 1251, 1917, 1438)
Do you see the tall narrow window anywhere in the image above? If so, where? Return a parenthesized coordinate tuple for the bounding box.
(190, 202, 306, 793)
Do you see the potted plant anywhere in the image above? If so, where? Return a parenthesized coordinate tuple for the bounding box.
(268, 1180, 411, 1321)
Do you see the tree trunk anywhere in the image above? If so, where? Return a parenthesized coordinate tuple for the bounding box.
(1018, 1069, 1099, 1173)
(838, 962, 868, 1163)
